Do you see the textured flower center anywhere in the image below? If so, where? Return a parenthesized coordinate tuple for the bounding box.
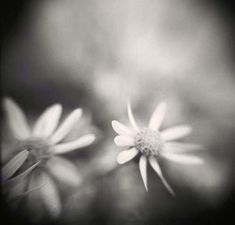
(17, 138, 52, 165)
(134, 128, 163, 156)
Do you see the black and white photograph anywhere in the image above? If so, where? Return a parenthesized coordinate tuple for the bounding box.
(1, 0, 235, 224)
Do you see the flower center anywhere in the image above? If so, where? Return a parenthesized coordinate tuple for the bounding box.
(134, 128, 163, 156)
(16, 138, 52, 165)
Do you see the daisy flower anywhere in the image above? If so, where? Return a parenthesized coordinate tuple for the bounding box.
(112, 100, 203, 195)
(3, 97, 96, 217)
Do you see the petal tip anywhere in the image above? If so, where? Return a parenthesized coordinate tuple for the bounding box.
(117, 153, 125, 164)
(111, 120, 121, 133)
(114, 136, 119, 145)
(3, 96, 12, 103)
(111, 120, 118, 124)
(54, 103, 62, 111)
(184, 126, 193, 135)
(111, 120, 117, 129)
(3, 97, 13, 108)
(89, 134, 96, 144)
(145, 186, 148, 192)
(187, 126, 193, 132)
(68, 108, 83, 121)
(117, 157, 124, 165)
(74, 108, 83, 117)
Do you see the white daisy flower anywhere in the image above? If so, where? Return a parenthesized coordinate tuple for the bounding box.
(112, 100, 203, 195)
(3, 97, 96, 217)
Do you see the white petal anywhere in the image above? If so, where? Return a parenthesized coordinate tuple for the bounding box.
(161, 125, 192, 141)
(53, 134, 95, 154)
(38, 172, 61, 217)
(7, 177, 27, 199)
(149, 156, 175, 196)
(111, 120, 136, 136)
(27, 176, 44, 222)
(4, 161, 40, 188)
(3, 97, 30, 140)
(114, 135, 134, 147)
(47, 156, 81, 186)
(127, 100, 139, 132)
(2, 150, 29, 182)
(33, 104, 62, 138)
(117, 148, 138, 164)
(163, 142, 204, 154)
(161, 153, 203, 164)
(148, 102, 167, 130)
(139, 155, 148, 191)
(50, 108, 82, 144)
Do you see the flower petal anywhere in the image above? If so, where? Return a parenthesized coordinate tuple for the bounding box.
(47, 156, 81, 186)
(38, 172, 61, 217)
(111, 120, 136, 136)
(53, 134, 95, 154)
(33, 104, 62, 138)
(161, 153, 203, 164)
(117, 148, 138, 164)
(7, 177, 27, 199)
(163, 142, 204, 154)
(50, 108, 82, 144)
(3, 97, 30, 140)
(149, 156, 175, 196)
(114, 135, 134, 147)
(19, 181, 46, 198)
(27, 175, 44, 222)
(2, 150, 29, 182)
(127, 100, 139, 132)
(161, 125, 192, 141)
(148, 102, 167, 130)
(139, 155, 148, 191)
(4, 161, 40, 188)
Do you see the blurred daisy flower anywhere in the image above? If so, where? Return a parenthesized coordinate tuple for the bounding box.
(3, 97, 96, 217)
(112, 100, 203, 195)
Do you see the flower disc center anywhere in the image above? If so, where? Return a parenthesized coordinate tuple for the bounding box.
(135, 128, 163, 156)
(17, 138, 52, 165)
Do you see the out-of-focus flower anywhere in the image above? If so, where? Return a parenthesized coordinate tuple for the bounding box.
(112, 100, 203, 195)
(3, 97, 96, 217)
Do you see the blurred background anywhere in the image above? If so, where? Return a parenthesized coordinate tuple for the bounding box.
(1, 0, 235, 224)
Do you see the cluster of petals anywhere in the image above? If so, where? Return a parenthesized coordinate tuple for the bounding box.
(2, 96, 204, 217)
(3, 98, 96, 216)
(2, 149, 39, 196)
(112, 101, 203, 195)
